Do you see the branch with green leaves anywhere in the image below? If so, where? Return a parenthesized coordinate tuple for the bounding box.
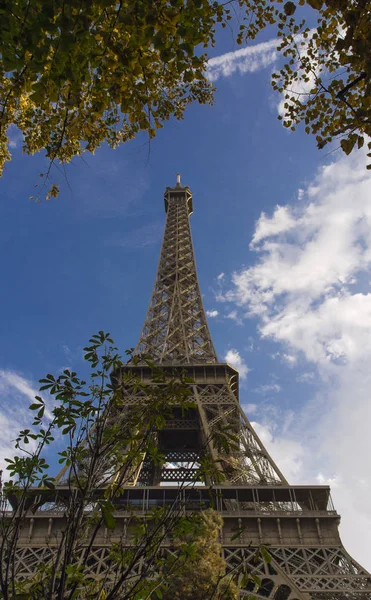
(0, 331, 265, 600)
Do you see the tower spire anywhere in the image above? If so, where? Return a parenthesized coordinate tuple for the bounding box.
(136, 180, 217, 364)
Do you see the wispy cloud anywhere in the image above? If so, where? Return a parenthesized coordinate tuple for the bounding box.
(207, 33, 316, 124)
(0, 370, 40, 475)
(208, 38, 278, 82)
(224, 348, 249, 379)
(7, 124, 23, 149)
(242, 402, 258, 415)
(296, 371, 315, 383)
(0, 370, 58, 479)
(0, 370, 39, 404)
(271, 351, 296, 366)
(251, 420, 304, 482)
(253, 383, 281, 395)
(226, 310, 243, 325)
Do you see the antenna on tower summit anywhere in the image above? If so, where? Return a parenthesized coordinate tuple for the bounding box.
(176, 173, 181, 187)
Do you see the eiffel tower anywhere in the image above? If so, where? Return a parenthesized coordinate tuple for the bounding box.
(8, 177, 371, 599)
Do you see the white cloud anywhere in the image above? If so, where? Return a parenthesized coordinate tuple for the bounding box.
(245, 337, 255, 352)
(207, 33, 320, 138)
(271, 351, 296, 365)
(206, 309, 219, 318)
(0, 370, 39, 404)
(214, 272, 227, 302)
(253, 383, 281, 394)
(0, 369, 62, 486)
(207, 33, 316, 128)
(251, 421, 304, 482)
(251, 205, 297, 247)
(208, 38, 278, 82)
(296, 371, 315, 383)
(262, 293, 371, 364)
(315, 466, 371, 567)
(242, 403, 258, 415)
(282, 353, 296, 365)
(226, 310, 243, 325)
(62, 345, 72, 360)
(0, 370, 43, 476)
(224, 349, 249, 379)
(224, 146, 371, 569)
(7, 124, 23, 149)
(227, 147, 371, 364)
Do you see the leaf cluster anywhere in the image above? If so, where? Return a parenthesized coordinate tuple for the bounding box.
(0, 331, 258, 600)
(265, 0, 371, 163)
(0, 0, 228, 198)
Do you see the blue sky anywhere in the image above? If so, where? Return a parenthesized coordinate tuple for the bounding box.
(1, 24, 371, 571)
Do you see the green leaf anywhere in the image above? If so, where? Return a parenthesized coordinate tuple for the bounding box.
(240, 574, 251, 588)
(260, 546, 272, 564)
(230, 526, 246, 541)
(250, 574, 262, 586)
(99, 500, 116, 529)
(62, 425, 74, 435)
(340, 137, 356, 155)
(44, 480, 55, 490)
(284, 1, 296, 16)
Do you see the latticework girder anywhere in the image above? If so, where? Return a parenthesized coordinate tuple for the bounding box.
(114, 363, 287, 486)
(136, 183, 217, 364)
(10, 491, 371, 599)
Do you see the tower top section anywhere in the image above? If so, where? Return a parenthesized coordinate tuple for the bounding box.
(136, 179, 217, 364)
(164, 173, 193, 215)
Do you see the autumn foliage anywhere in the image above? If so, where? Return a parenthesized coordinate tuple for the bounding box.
(0, 0, 370, 198)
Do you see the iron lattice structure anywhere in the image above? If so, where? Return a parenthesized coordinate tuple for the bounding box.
(136, 182, 217, 364)
(8, 178, 371, 599)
